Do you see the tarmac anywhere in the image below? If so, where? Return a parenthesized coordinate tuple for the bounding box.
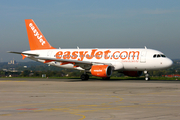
(0, 78, 180, 120)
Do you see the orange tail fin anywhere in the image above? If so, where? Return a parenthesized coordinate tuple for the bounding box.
(25, 19, 55, 50)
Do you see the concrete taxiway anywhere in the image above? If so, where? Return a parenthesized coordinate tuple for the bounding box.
(0, 78, 180, 120)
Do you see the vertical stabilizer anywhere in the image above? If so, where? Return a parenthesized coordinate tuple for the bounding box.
(25, 19, 55, 50)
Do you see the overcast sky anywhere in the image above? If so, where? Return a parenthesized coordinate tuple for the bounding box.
(0, 0, 180, 62)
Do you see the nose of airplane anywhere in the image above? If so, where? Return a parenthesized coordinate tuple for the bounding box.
(164, 58, 173, 68)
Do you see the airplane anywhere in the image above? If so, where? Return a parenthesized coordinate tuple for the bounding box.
(8, 19, 173, 81)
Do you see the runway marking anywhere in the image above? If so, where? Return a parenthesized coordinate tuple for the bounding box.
(0, 114, 11, 116)
(0, 96, 103, 109)
(70, 113, 86, 120)
(33, 108, 86, 120)
(30, 95, 124, 120)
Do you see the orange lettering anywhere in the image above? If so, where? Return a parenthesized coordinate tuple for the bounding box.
(63, 51, 71, 59)
(104, 50, 111, 59)
(78, 51, 88, 61)
(95, 51, 103, 59)
(71, 51, 78, 59)
(55, 50, 140, 61)
(113, 51, 120, 60)
(55, 51, 63, 59)
(86, 49, 97, 59)
(120, 51, 128, 60)
(128, 51, 139, 60)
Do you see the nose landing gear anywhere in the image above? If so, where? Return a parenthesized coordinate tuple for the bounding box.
(144, 71, 150, 81)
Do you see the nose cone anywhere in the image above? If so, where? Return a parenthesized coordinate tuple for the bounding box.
(164, 58, 173, 68)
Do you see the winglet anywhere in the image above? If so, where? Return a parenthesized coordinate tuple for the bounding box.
(21, 54, 27, 60)
(25, 19, 55, 50)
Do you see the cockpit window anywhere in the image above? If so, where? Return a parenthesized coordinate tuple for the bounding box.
(153, 54, 166, 58)
(161, 54, 166, 57)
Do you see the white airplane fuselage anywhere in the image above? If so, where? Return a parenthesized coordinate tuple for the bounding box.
(23, 48, 173, 71)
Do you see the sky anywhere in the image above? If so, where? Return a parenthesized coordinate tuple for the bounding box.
(0, 0, 180, 62)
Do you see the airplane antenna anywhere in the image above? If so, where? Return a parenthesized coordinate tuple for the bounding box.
(144, 46, 147, 49)
(59, 47, 61, 49)
(77, 46, 79, 49)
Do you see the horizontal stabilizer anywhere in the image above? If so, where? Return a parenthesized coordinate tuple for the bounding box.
(7, 51, 39, 56)
(8, 51, 39, 60)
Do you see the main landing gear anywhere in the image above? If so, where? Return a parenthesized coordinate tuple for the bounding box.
(81, 74, 89, 81)
(102, 77, 110, 80)
(144, 71, 150, 81)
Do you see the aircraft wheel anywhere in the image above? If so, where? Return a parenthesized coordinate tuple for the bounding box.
(145, 76, 150, 81)
(102, 77, 110, 80)
(81, 74, 89, 81)
(144, 71, 150, 81)
(145, 77, 149, 81)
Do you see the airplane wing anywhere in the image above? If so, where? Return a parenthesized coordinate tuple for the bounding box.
(36, 57, 92, 64)
(8, 51, 113, 69)
(35, 56, 113, 69)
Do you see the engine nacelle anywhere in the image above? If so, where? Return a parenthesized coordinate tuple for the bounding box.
(91, 65, 112, 77)
(123, 71, 143, 77)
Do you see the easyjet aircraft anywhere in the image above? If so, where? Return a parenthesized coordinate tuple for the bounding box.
(8, 19, 173, 80)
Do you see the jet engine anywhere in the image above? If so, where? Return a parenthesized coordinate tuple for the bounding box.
(123, 71, 143, 77)
(91, 65, 112, 77)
